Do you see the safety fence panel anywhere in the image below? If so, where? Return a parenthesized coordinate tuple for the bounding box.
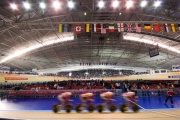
(136, 89, 180, 97)
(0, 89, 180, 98)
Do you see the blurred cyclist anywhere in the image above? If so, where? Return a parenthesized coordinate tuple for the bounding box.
(122, 92, 136, 107)
(57, 92, 72, 109)
(80, 93, 94, 107)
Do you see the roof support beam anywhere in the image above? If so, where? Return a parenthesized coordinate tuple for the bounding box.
(11, 21, 180, 25)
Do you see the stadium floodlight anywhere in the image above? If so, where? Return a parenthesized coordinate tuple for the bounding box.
(140, 0, 147, 7)
(98, 0, 105, 8)
(124, 36, 180, 54)
(126, 0, 133, 8)
(10, 3, 17, 10)
(39, 2, 46, 9)
(68, 1, 74, 8)
(0, 34, 74, 63)
(112, 0, 119, 8)
(23, 1, 31, 9)
(154, 1, 161, 7)
(53, 1, 60, 9)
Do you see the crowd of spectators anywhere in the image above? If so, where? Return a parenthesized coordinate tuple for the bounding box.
(0, 80, 179, 92)
(0, 80, 105, 91)
(0, 71, 38, 75)
(103, 70, 119, 77)
(120, 70, 134, 76)
(0, 71, 10, 74)
(56, 72, 68, 77)
(1, 69, 175, 78)
(57, 69, 135, 78)
(8, 69, 134, 77)
(71, 70, 86, 78)
(135, 72, 149, 75)
(40, 73, 57, 76)
(29, 69, 149, 77)
(12, 71, 38, 75)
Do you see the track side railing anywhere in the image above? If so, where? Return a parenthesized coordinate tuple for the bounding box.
(0, 89, 180, 98)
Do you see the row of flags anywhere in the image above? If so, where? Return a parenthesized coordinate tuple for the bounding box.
(58, 23, 180, 34)
(80, 63, 117, 66)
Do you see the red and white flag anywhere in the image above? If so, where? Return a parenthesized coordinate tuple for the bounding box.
(162, 23, 169, 32)
(101, 24, 106, 34)
(76, 24, 81, 34)
(127, 23, 132, 32)
(117, 23, 124, 32)
(135, 23, 141, 32)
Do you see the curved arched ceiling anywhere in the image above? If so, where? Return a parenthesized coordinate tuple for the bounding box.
(0, 0, 180, 71)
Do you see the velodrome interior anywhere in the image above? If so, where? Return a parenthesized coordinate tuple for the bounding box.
(0, 0, 180, 120)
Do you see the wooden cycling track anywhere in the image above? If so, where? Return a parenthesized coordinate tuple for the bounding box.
(0, 110, 180, 120)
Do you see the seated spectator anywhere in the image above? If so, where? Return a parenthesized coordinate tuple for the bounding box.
(145, 85, 149, 90)
(115, 82, 120, 89)
(54, 83, 58, 89)
(132, 83, 137, 90)
(157, 85, 160, 89)
(141, 84, 145, 90)
(111, 84, 115, 89)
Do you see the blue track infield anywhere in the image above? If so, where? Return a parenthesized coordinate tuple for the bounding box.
(0, 96, 180, 111)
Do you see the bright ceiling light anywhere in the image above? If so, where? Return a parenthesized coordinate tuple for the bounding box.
(53, 1, 60, 9)
(10, 3, 17, 10)
(126, 0, 133, 8)
(124, 36, 180, 54)
(23, 2, 31, 9)
(112, 0, 119, 8)
(98, 1, 105, 8)
(68, 1, 74, 8)
(0, 34, 74, 63)
(140, 0, 147, 7)
(154, 1, 161, 7)
(39, 2, 46, 9)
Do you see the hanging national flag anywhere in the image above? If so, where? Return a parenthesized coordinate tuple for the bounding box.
(76, 24, 81, 34)
(162, 23, 169, 32)
(85, 24, 90, 32)
(170, 23, 176, 32)
(67, 24, 73, 32)
(153, 23, 160, 33)
(178, 24, 180, 31)
(92, 24, 99, 32)
(135, 23, 141, 32)
(101, 24, 106, 34)
(127, 23, 132, 32)
(109, 24, 114, 32)
(117, 23, 124, 32)
(144, 24, 151, 32)
(58, 24, 65, 33)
